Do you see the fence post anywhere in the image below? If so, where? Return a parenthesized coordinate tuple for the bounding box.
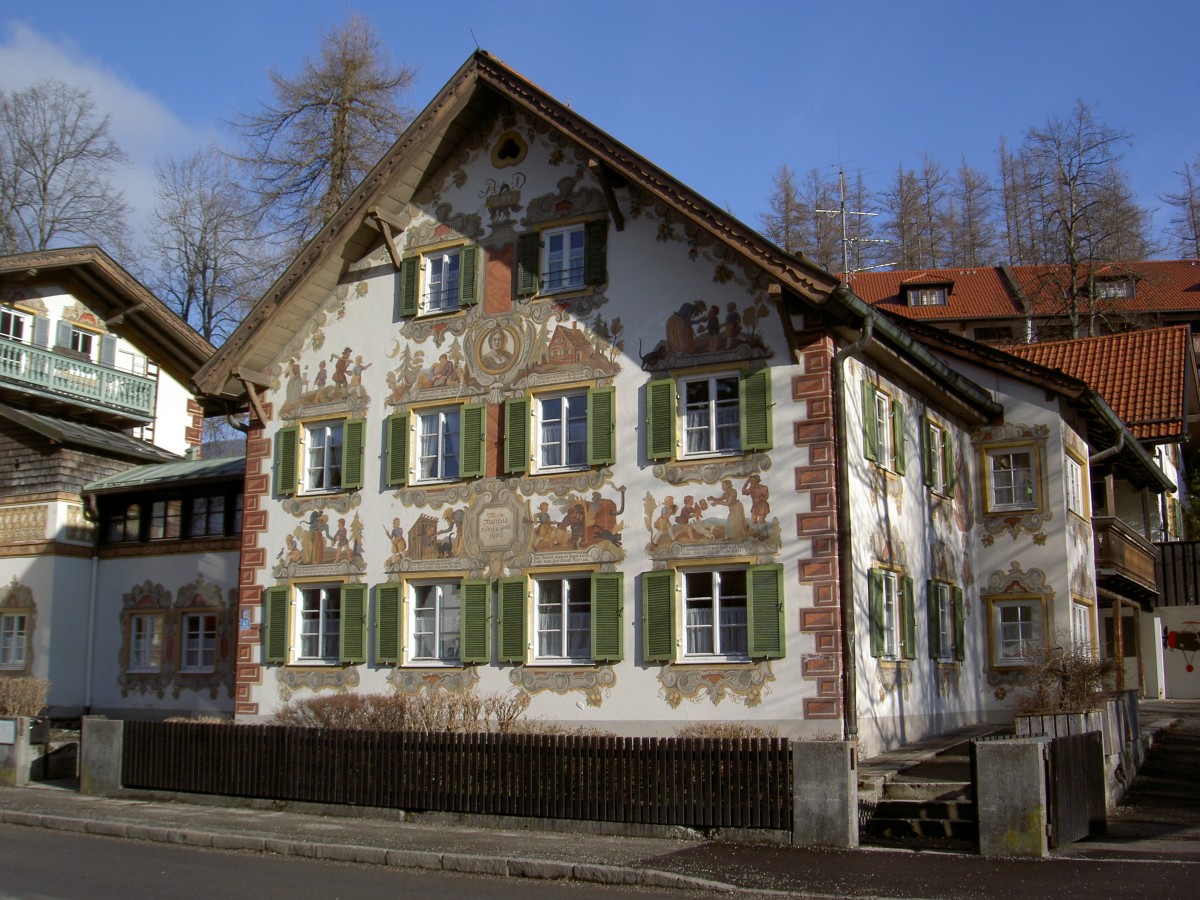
(79, 716, 123, 797)
(791, 740, 858, 848)
(974, 738, 1049, 858)
(0, 717, 31, 787)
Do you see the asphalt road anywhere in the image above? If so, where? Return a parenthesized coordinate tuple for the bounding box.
(0, 824, 720, 900)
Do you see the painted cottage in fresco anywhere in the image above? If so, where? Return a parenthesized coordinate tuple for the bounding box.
(195, 53, 1172, 754)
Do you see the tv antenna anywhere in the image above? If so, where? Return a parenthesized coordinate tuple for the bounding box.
(814, 167, 892, 278)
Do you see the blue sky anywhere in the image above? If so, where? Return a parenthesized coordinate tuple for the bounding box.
(2, 1, 1198, 252)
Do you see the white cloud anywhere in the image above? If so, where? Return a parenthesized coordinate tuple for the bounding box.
(0, 21, 218, 246)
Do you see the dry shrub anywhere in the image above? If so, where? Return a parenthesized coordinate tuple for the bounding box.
(275, 690, 538, 734)
(1014, 635, 1110, 714)
(0, 677, 50, 717)
(163, 715, 233, 724)
(675, 721, 780, 740)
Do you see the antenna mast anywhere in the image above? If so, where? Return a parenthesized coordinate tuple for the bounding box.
(815, 167, 890, 278)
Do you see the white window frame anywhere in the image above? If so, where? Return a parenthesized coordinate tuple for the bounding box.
(0, 612, 27, 668)
(909, 287, 947, 306)
(1071, 601, 1094, 658)
(986, 447, 1037, 511)
(541, 223, 586, 293)
(181, 612, 217, 673)
(416, 407, 461, 483)
(409, 581, 462, 665)
(295, 585, 341, 664)
(681, 372, 741, 458)
(0, 307, 31, 343)
(879, 571, 902, 660)
(874, 391, 895, 470)
(1096, 279, 1133, 300)
(682, 568, 749, 660)
(1065, 454, 1085, 516)
(304, 420, 344, 493)
(928, 420, 948, 494)
(534, 574, 592, 663)
(114, 346, 148, 376)
(69, 326, 96, 360)
(128, 613, 162, 672)
(933, 581, 955, 662)
(990, 598, 1042, 667)
(536, 390, 589, 472)
(422, 247, 462, 314)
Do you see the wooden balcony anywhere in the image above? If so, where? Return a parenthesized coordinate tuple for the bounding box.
(0, 336, 156, 421)
(1093, 516, 1158, 605)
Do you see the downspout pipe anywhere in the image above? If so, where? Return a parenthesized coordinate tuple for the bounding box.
(833, 313, 874, 741)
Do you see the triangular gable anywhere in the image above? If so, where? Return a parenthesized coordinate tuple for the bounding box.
(195, 50, 839, 404)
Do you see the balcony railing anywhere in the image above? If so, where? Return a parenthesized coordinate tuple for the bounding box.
(0, 336, 156, 419)
(1155, 540, 1200, 608)
(1093, 516, 1158, 600)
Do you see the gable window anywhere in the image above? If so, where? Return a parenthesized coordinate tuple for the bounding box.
(1065, 454, 1085, 516)
(907, 287, 947, 306)
(862, 381, 905, 474)
(645, 369, 772, 462)
(928, 581, 965, 662)
(987, 597, 1043, 667)
(181, 612, 217, 672)
(986, 447, 1036, 511)
(424, 247, 462, 313)
(411, 581, 462, 664)
(263, 583, 367, 666)
(921, 418, 953, 495)
(517, 220, 608, 298)
(535, 575, 592, 661)
(0, 308, 30, 343)
(1095, 279, 1133, 300)
(306, 421, 344, 492)
(869, 569, 915, 660)
(128, 614, 162, 672)
(0, 612, 27, 668)
(397, 245, 479, 317)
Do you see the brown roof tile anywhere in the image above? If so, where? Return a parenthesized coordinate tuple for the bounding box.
(848, 267, 1024, 320)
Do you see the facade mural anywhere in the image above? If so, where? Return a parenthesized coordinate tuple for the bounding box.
(644, 476, 780, 560)
(274, 512, 366, 579)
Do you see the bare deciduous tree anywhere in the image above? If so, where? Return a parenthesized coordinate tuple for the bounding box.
(760, 164, 805, 255)
(231, 12, 415, 248)
(0, 79, 130, 253)
(144, 147, 271, 344)
(947, 156, 997, 267)
(1162, 156, 1200, 258)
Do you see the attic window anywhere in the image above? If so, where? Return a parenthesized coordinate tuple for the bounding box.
(1095, 278, 1133, 300)
(907, 287, 947, 307)
(491, 131, 527, 168)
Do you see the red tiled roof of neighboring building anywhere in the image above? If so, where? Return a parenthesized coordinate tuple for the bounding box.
(847, 267, 1024, 320)
(1008, 261, 1200, 315)
(1001, 326, 1192, 442)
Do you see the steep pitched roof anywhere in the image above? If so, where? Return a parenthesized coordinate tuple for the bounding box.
(1000, 327, 1197, 443)
(0, 403, 178, 463)
(848, 267, 1023, 320)
(1006, 260, 1200, 316)
(194, 51, 840, 404)
(0, 247, 215, 388)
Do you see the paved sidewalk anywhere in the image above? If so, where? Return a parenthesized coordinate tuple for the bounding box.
(0, 700, 1197, 898)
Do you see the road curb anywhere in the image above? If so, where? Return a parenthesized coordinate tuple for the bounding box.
(0, 810, 748, 894)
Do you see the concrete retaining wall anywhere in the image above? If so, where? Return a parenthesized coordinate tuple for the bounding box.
(0, 717, 31, 787)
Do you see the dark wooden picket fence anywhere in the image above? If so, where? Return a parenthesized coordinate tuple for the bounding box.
(121, 721, 793, 830)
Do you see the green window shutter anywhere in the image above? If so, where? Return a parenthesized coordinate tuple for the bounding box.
(901, 576, 916, 660)
(339, 583, 367, 664)
(264, 586, 289, 664)
(584, 219, 608, 285)
(953, 587, 966, 662)
(943, 431, 956, 498)
(927, 580, 942, 659)
(740, 367, 773, 451)
(645, 378, 676, 460)
(460, 402, 487, 478)
(892, 399, 906, 475)
(399, 256, 419, 316)
(385, 412, 409, 487)
(504, 396, 530, 474)
(591, 572, 623, 662)
(641, 569, 675, 663)
(747, 563, 785, 659)
(375, 583, 402, 665)
(587, 386, 616, 466)
(460, 245, 480, 306)
(496, 576, 527, 664)
(517, 232, 540, 297)
(862, 382, 878, 462)
(921, 418, 934, 487)
(275, 426, 299, 496)
(460, 579, 491, 664)
(342, 418, 366, 490)
(868, 568, 885, 657)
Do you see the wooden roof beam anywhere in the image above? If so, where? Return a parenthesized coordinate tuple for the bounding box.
(587, 159, 625, 232)
(367, 207, 405, 270)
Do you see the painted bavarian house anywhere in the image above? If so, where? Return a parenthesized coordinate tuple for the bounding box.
(195, 53, 1171, 755)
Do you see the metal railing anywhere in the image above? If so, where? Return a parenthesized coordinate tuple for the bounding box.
(0, 336, 156, 418)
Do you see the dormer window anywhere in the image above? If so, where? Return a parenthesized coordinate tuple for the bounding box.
(907, 287, 947, 306)
(1095, 278, 1133, 300)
